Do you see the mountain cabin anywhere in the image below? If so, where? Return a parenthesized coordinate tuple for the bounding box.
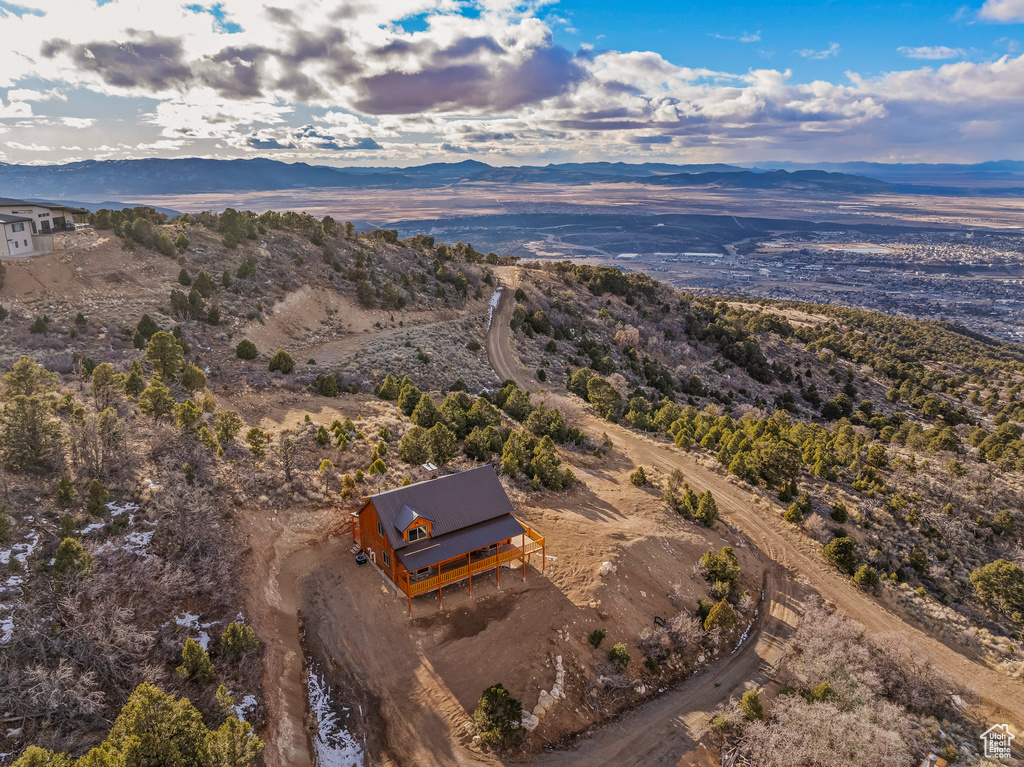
(352, 464, 545, 615)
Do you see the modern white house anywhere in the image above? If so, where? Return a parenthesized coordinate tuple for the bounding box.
(0, 197, 82, 257)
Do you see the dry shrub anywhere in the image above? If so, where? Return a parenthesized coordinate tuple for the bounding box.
(741, 695, 912, 767)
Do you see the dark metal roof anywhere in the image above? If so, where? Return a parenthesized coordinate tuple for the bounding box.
(362, 464, 513, 552)
(0, 213, 31, 224)
(394, 504, 429, 532)
(397, 514, 526, 571)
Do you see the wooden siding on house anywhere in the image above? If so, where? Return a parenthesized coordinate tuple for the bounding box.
(358, 499, 399, 584)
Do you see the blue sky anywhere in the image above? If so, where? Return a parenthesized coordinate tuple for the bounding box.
(546, 1, 1017, 77)
(1, 0, 1023, 166)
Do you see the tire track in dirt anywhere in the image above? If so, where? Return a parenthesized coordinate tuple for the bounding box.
(485, 281, 1024, 760)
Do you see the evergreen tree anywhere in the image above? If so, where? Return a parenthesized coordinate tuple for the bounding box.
(0, 395, 62, 472)
(175, 399, 204, 432)
(55, 475, 77, 506)
(427, 422, 457, 464)
(145, 331, 184, 379)
(53, 537, 92, 575)
(268, 349, 294, 374)
(377, 373, 401, 400)
(822, 536, 858, 575)
(411, 393, 439, 428)
(138, 376, 176, 420)
(221, 621, 259, 658)
(235, 340, 258, 360)
(739, 690, 764, 721)
(125, 359, 146, 397)
(176, 638, 214, 683)
(695, 491, 719, 527)
(398, 383, 422, 416)
(703, 598, 738, 632)
(86, 479, 108, 516)
(180, 361, 206, 393)
(473, 684, 524, 751)
(214, 410, 244, 443)
(399, 426, 430, 465)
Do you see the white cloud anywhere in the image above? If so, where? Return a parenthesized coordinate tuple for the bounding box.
(0, 2, 1019, 163)
(897, 46, 966, 60)
(6, 88, 64, 101)
(798, 42, 840, 59)
(980, 0, 1024, 22)
(0, 99, 33, 119)
(5, 140, 52, 151)
(60, 116, 95, 128)
(711, 31, 761, 43)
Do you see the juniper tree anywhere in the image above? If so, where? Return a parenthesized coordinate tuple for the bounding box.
(138, 376, 176, 420)
(180, 361, 206, 393)
(145, 331, 184, 379)
(235, 340, 258, 360)
(268, 349, 294, 374)
(176, 638, 214, 683)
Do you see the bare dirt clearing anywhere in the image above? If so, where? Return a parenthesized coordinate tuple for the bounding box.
(296, 457, 772, 767)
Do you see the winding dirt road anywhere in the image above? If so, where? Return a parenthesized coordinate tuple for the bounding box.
(485, 280, 1024, 761)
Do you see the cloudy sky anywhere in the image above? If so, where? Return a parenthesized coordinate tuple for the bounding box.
(1, 0, 1023, 166)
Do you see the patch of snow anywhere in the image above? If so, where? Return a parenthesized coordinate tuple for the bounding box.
(165, 612, 217, 650)
(486, 287, 504, 331)
(122, 530, 154, 556)
(732, 622, 753, 654)
(79, 522, 105, 535)
(107, 501, 139, 517)
(236, 694, 257, 722)
(307, 667, 364, 767)
(0, 550, 9, 565)
(1, 576, 25, 594)
(0, 607, 13, 644)
(12, 533, 40, 566)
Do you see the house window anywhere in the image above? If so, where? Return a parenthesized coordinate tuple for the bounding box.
(408, 524, 428, 542)
(377, 520, 384, 538)
(11, 223, 24, 233)
(382, 550, 391, 568)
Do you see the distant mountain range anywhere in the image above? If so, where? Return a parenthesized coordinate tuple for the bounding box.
(0, 156, 1021, 200)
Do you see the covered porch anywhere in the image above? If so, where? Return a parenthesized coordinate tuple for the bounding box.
(398, 525, 545, 615)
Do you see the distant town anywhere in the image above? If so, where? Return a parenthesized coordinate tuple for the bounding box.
(544, 229, 1024, 343)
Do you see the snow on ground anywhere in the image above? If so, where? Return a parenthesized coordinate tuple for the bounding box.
(12, 533, 39, 567)
(0, 606, 13, 645)
(0, 576, 25, 596)
(122, 530, 154, 556)
(307, 666, 364, 767)
(236, 694, 258, 722)
(165, 612, 219, 651)
(80, 522, 105, 535)
(486, 287, 504, 331)
(107, 501, 139, 517)
(732, 622, 752, 654)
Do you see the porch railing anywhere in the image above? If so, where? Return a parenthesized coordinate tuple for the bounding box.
(400, 524, 544, 598)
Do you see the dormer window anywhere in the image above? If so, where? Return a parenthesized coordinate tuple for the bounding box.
(408, 524, 428, 542)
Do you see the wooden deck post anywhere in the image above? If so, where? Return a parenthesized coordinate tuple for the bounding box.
(406, 572, 412, 617)
(522, 532, 526, 580)
(496, 556, 500, 589)
(542, 541, 546, 573)
(468, 552, 472, 596)
(439, 580, 443, 610)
